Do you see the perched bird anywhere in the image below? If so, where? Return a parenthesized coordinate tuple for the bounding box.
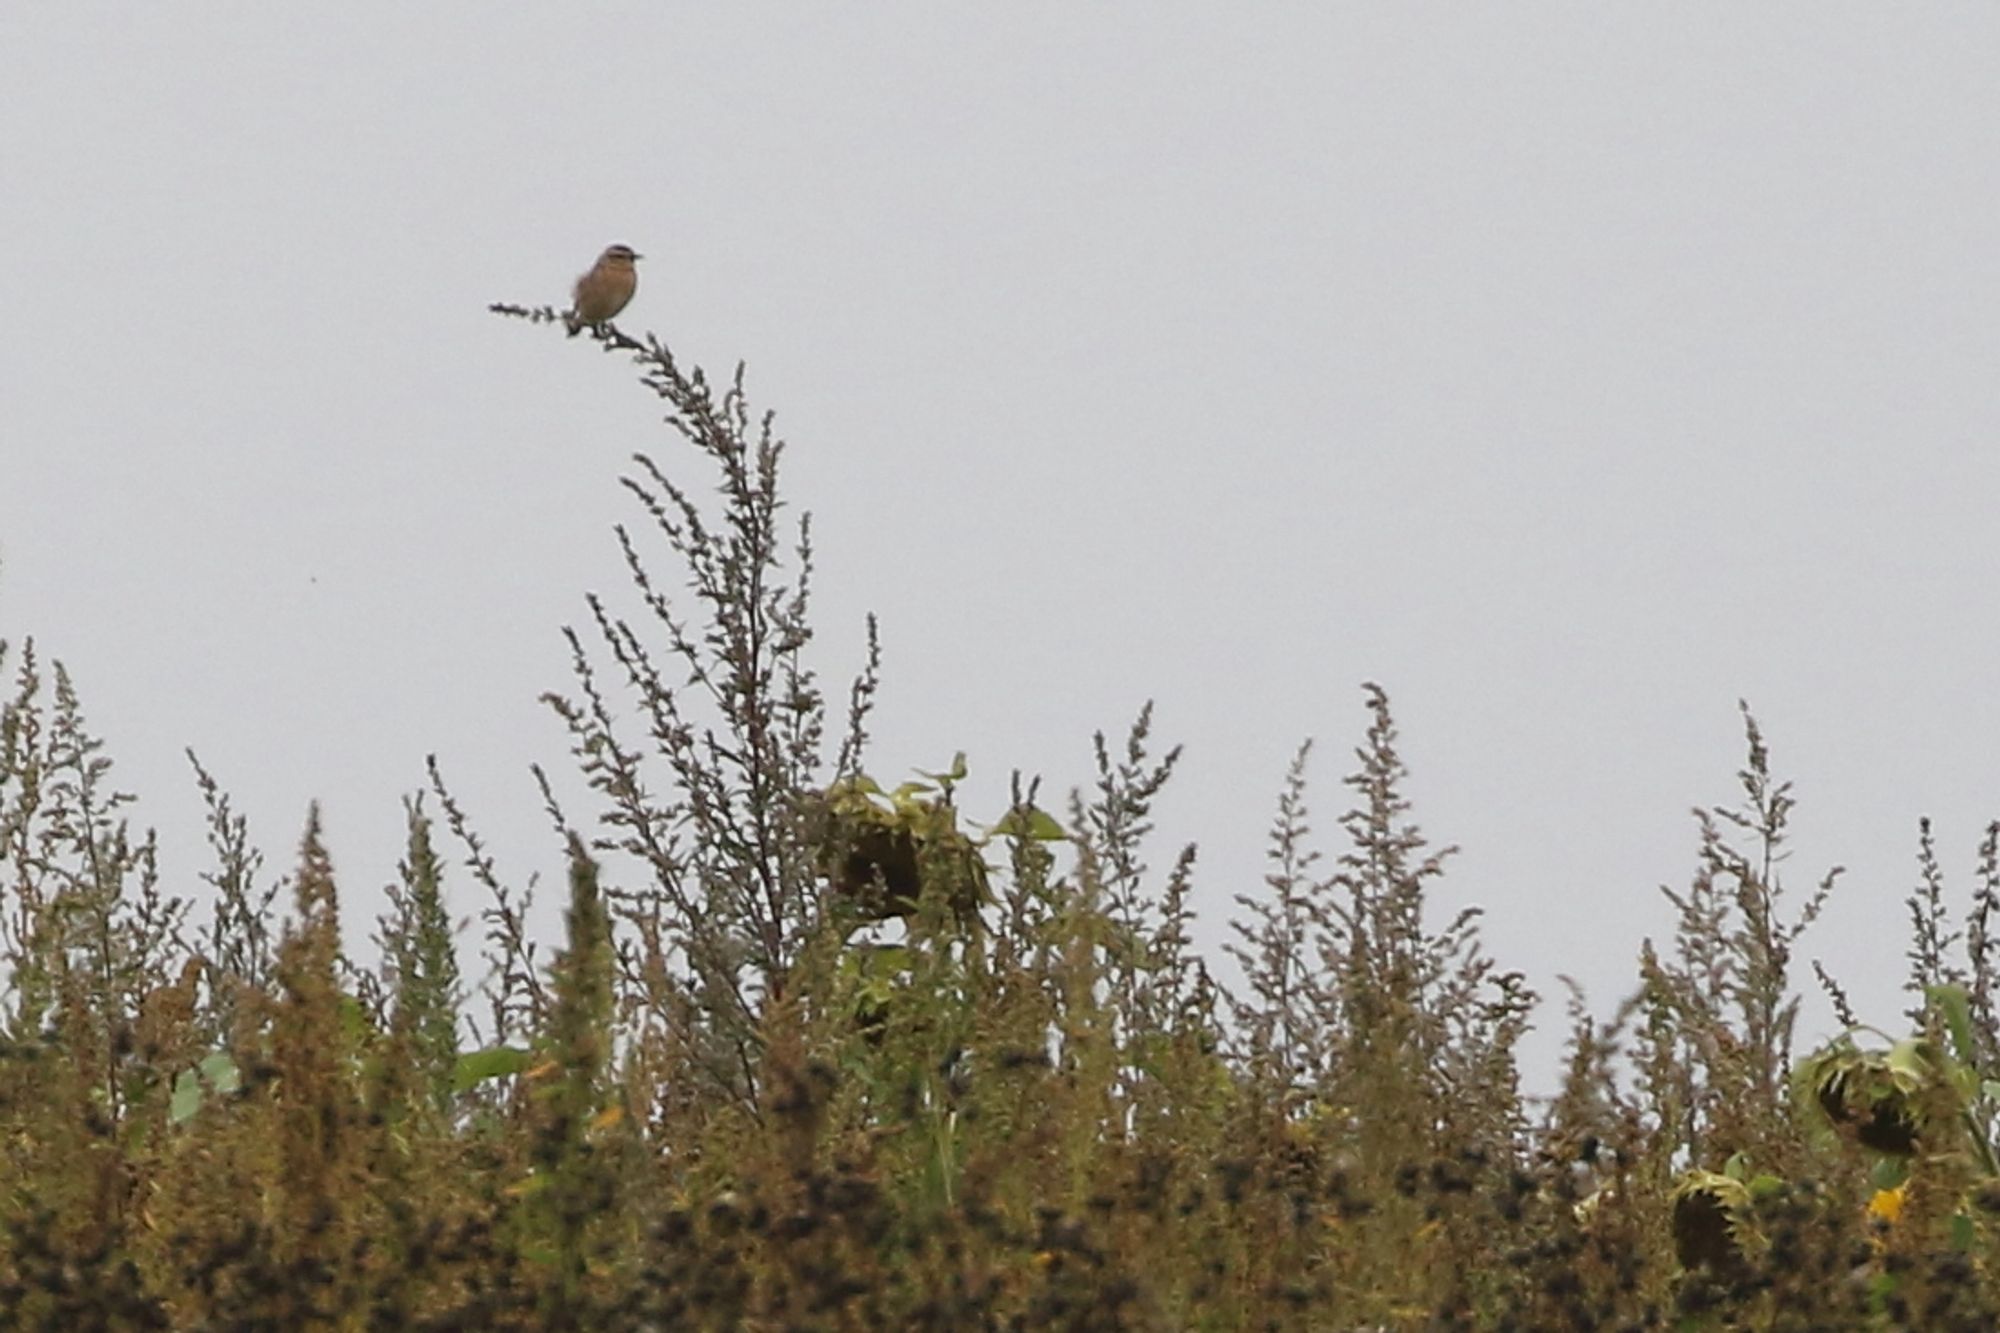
(565, 243, 641, 336)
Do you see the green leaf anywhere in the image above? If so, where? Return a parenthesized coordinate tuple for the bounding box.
(829, 775, 884, 804)
(507, 1172, 551, 1199)
(987, 806, 1067, 842)
(168, 1051, 242, 1126)
(1869, 1157, 1910, 1192)
(1885, 1038, 1935, 1090)
(453, 1045, 533, 1093)
(840, 943, 909, 980)
(1746, 1174, 1785, 1200)
(912, 752, 968, 785)
(169, 1070, 204, 1126)
(1928, 984, 1979, 1070)
(198, 1051, 241, 1095)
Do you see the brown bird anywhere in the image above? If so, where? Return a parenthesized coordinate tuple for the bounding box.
(565, 243, 641, 336)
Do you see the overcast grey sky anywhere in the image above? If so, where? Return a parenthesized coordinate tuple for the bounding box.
(4, 8, 1997, 1082)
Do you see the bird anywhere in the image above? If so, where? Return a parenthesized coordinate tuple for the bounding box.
(565, 243, 641, 336)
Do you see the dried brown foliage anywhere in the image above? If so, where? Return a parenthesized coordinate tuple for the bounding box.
(1, 313, 1997, 1329)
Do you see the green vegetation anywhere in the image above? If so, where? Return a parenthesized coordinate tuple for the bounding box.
(4, 313, 2000, 1329)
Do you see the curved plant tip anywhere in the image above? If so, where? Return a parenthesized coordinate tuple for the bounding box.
(985, 805, 1066, 843)
(453, 1044, 533, 1093)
